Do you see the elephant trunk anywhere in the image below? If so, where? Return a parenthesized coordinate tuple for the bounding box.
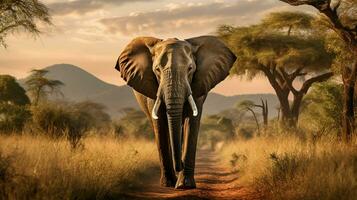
(164, 69, 185, 173)
(152, 69, 198, 173)
(166, 101, 184, 172)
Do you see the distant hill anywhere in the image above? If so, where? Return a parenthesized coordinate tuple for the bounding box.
(19, 64, 279, 119)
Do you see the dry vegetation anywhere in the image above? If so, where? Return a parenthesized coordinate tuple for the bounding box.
(0, 134, 157, 200)
(220, 134, 357, 200)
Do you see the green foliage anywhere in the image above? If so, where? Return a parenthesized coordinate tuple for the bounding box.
(0, 0, 51, 48)
(25, 69, 64, 105)
(312, 16, 354, 75)
(0, 103, 31, 133)
(218, 11, 335, 126)
(0, 75, 30, 105)
(218, 24, 333, 78)
(261, 11, 314, 33)
(114, 108, 152, 139)
(300, 81, 343, 136)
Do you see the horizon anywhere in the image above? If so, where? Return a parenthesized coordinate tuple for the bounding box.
(24, 63, 278, 97)
(0, 0, 313, 96)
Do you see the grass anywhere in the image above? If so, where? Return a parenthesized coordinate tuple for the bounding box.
(220, 135, 357, 200)
(0, 134, 157, 200)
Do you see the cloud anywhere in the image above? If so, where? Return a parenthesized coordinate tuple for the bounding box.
(48, 0, 155, 15)
(99, 0, 285, 38)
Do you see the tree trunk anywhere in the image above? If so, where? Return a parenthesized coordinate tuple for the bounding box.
(277, 91, 295, 127)
(261, 99, 268, 126)
(341, 59, 357, 142)
(290, 93, 304, 127)
(247, 108, 260, 136)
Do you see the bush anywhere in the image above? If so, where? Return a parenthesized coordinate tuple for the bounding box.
(0, 103, 31, 133)
(31, 103, 91, 148)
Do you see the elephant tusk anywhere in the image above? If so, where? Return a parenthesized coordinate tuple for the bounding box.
(151, 98, 161, 120)
(188, 95, 198, 117)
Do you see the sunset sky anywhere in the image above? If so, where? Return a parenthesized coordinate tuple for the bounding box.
(0, 0, 313, 96)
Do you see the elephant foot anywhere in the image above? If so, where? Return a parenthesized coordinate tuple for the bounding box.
(175, 171, 196, 189)
(160, 174, 177, 187)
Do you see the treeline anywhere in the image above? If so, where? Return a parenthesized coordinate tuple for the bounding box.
(200, 81, 343, 150)
(0, 70, 153, 149)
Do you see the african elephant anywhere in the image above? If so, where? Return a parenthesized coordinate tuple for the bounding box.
(115, 36, 236, 189)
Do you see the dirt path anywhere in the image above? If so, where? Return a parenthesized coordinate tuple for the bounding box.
(122, 150, 263, 200)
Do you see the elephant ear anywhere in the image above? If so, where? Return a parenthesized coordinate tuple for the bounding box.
(115, 37, 162, 99)
(186, 36, 237, 98)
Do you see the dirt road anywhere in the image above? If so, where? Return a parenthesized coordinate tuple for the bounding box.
(122, 150, 262, 200)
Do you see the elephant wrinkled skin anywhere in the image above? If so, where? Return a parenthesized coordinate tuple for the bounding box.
(115, 36, 236, 189)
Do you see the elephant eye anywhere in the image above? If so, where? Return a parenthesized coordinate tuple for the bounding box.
(188, 64, 193, 71)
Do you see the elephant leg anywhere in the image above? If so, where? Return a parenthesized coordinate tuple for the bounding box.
(148, 100, 177, 187)
(175, 96, 205, 189)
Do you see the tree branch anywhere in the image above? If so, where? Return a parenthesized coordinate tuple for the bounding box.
(258, 64, 283, 92)
(280, 0, 356, 48)
(279, 68, 299, 95)
(279, 0, 331, 10)
(300, 72, 334, 94)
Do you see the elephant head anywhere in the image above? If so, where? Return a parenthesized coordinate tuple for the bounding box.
(115, 36, 236, 172)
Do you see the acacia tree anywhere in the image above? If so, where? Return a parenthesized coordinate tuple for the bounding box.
(0, 0, 51, 48)
(25, 69, 63, 105)
(236, 100, 261, 135)
(218, 12, 334, 127)
(279, 0, 357, 141)
(257, 98, 268, 127)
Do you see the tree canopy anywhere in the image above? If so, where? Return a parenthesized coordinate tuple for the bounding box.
(218, 11, 334, 126)
(0, 75, 30, 105)
(279, 0, 357, 142)
(0, 0, 51, 48)
(25, 69, 64, 105)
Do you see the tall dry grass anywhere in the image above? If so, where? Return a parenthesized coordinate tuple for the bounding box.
(0, 134, 157, 200)
(220, 135, 357, 200)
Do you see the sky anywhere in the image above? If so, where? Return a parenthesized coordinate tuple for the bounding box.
(0, 0, 314, 96)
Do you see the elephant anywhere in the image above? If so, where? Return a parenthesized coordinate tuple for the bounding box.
(114, 36, 236, 189)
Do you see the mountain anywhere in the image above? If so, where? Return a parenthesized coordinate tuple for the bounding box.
(205, 93, 279, 118)
(19, 64, 279, 119)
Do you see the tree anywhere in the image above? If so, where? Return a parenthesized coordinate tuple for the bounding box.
(279, 0, 357, 142)
(257, 98, 269, 127)
(25, 69, 64, 105)
(0, 75, 30, 105)
(0, 75, 31, 132)
(0, 0, 51, 48)
(218, 11, 334, 127)
(236, 100, 261, 135)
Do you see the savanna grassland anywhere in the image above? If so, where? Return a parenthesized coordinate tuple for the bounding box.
(2, 0, 357, 199)
(0, 134, 157, 200)
(220, 134, 357, 200)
